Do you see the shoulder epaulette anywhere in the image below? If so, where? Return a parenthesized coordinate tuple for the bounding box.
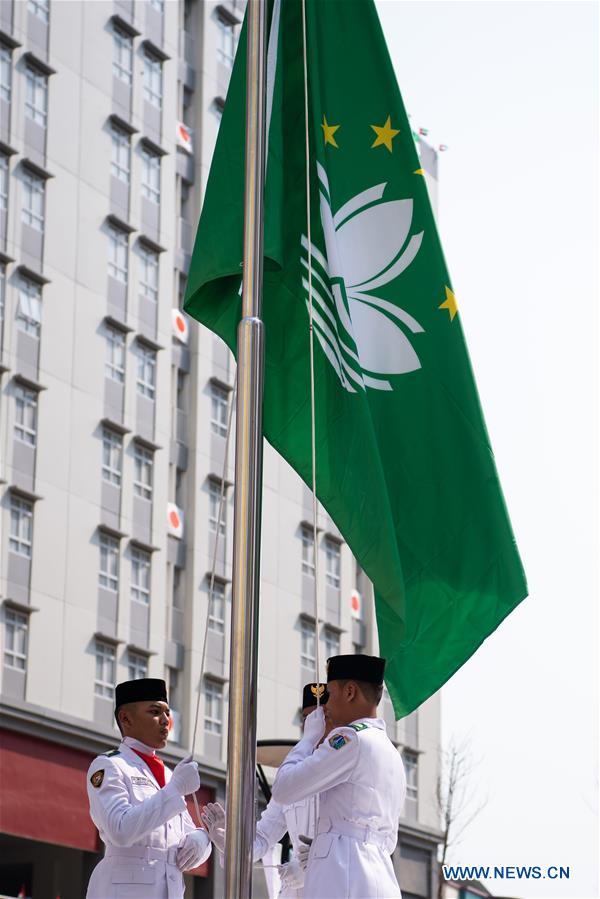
(104, 749, 121, 757)
(349, 722, 369, 732)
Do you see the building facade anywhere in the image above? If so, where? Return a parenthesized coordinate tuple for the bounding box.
(0, 1, 442, 897)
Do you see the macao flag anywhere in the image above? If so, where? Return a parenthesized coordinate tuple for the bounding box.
(185, 0, 527, 716)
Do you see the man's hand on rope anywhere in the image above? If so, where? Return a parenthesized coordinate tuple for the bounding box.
(200, 801, 226, 855)
(297, 834, 313, 870)
(279, 855, 305, 889)
(303, 706, 325, 746)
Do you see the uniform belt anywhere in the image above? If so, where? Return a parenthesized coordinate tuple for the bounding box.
(105, 845, 179, 865)
(317, 818, 390, 849)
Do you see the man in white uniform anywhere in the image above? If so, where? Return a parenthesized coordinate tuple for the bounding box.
(202, 683, 330, 898)
(86, 678, 211, 898)
(271, 655, 406, 899)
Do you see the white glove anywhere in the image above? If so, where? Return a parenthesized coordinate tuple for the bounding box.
(297, 834, 312, 871)
(168, 755, 200, 797)
(176, 828, 211, 871)
(201, 801, 226, 854)
(303, 706, 325, 746)
(279, 854, 305, 889)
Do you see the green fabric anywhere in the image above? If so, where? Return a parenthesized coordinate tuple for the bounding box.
(185, 0, 527, 717)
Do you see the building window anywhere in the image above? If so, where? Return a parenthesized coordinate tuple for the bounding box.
(300, 619, 316, 669)
(175, 467, 185, 507)
(141, 147, 161, 204)
(0, 154, 8, 210)
(136, 344, 156, 399)
(133, 443, 153, 500)
(301, 525, 315, 577)
(111, 124, 131, 183)
(0, 264, 5, 323)
(210, 383, 228, 437)
(14, 385, 38, 446)
(105, 325, 126, 382)
(139, 245, 159, 302)
(403, 750, 418, 819)
(94, 640, 115, 698)
(99, 533, 119, 592)
(28, 0, 49, 23)
(208, 579, 225, 634)
(176, 369, 187, 411)
(25, 65, 48, 128)
(208, 479, 226, 536)
(16, 278, 42, 338)
(128, 651, 148, 680)
(204, 680, 223, 735)
(131, 548, 151, 604)
(108, 224, 129, 284)
(113, 26, 133, 84)
(324, 627, 340, 659)
(102, 427, 122, 486)
(325, 538, 341, 589)
(216, 16, 236, 68)
(143, 50, 162, 108)
(9, 495, 33, 558)
(150, 0, 164, 12)
(22, 170, 45, 232)
(4, 609, 28, 671)
(0, 43, 11, 103)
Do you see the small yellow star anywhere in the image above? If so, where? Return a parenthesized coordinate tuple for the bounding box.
(370, 116, 400, 152)
(321, 115, 340, 148)
(414, 168, 424, 175)
(438, 286, 458, 321)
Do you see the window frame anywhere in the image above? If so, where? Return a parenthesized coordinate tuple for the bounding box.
(300, 619, 316, 668)
(14, 384, 38, 446)
(210, 383, 228, 437)
(25, 64, 48, 129)
(128, 650, 149, 681)
(113, 25, 133, 85)
(105, 325, 126, 382)
(0, 153, 9, 211)
(9, 495, 33, 558)
(208, 479, 226, 536)
(143, 49, 163, 109)
(21, 169, 45, 232)
(140, 146, 161, 205)
(101, 427, 123, 486)
(111, 123, 131, 184)
(4, 609, 28, 671)
(301, 525, 315, 578)
(139, 244, 159, 302)
(28, 0, 49, 23)
(133, 442, 154, 500)
(204, 679, 223, 735)
(216, 15, 236, 68)
(131, 547, 151, 605)
(324, 626, 340, 659)
(108, 224, 129, 284)
(99, 533, 120, 592)
(208, 579, 225, 634)
(136, 343, 156, 400)
(325, 537, 341, 589)
(94, 640, 116, 698)
(0, 43, 12, 103)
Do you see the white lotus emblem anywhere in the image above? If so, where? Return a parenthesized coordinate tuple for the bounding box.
(301, 162, 424, 392)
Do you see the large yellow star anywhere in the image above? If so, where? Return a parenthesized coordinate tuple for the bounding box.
(438, 286, 458, 321)
(321, 115, 340, 148)
(370, 116, 400, 152)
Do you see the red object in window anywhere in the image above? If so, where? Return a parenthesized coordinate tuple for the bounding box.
(169, 509, 180, 528)
(176, 314, 185, 333)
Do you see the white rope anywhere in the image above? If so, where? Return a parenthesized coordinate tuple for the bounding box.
(302, 0, 322, 844)
(187, 378, 237, 823)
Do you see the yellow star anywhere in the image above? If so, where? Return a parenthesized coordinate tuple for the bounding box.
(370, 116, 400, 152)
(321, 115, 340, 148)
(414, 168, 424, 175)
(438, 286, 458, 321)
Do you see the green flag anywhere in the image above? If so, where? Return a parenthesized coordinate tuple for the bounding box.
(185, 0, 527, 717)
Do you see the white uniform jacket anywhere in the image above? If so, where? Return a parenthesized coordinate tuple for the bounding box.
(272, 718, 406, 899)
(254, 795, 316, 898)
(86, 738, 211, 899)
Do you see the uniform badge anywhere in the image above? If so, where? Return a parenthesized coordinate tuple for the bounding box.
(329, 733, 349, 750)
(350, 722, 368, 732)
(310, 684, 325, 699)
(90, 769, 105, 789)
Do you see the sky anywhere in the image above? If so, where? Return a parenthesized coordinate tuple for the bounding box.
(374, 1, 599, 896)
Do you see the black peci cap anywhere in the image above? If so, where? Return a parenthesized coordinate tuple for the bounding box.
(326, 654, 386, 685)
(302, 682, 329, 710)
(115, 678, 168, 712)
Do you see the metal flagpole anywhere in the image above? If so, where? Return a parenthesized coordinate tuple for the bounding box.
(224, 0, 267, 896)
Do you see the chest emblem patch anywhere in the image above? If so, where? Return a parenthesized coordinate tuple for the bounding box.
(131, 776, 153, 786)
(329, 733, 349, 750)
(90, 769, 105, 789)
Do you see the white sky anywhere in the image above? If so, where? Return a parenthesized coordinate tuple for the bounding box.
(375, 2, 599, 897)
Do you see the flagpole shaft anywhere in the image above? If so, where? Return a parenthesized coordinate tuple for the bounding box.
(224, 0, 267, 897)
